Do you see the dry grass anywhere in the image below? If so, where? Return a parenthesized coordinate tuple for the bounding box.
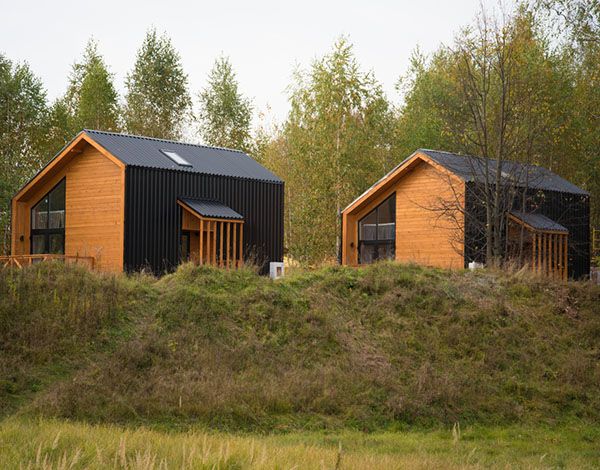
(2, 418, 599, 469)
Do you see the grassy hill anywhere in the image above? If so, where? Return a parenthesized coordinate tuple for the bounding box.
(1, 261, 599, 432)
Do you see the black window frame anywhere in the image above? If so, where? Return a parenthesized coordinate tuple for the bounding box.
(358, 192, 396, 264)
(30, 178, 66, 255)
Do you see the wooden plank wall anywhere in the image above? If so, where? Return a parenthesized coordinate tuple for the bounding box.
(531, 232, 568, 280)
(11, 143, 125, 272)
(342, 159, 464, 269)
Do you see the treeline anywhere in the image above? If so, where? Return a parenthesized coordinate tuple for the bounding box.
(1, 1, 598, 262)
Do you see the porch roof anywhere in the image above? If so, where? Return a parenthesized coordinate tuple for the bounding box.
(508, 211, 568, 233)
(178, 197, 244, 221)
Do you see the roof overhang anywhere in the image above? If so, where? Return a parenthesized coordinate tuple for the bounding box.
(12, 131, 125, 203)
(507, 211, 569, 234)
(341, 150, 464, 216)
(177, 198, 244, 222)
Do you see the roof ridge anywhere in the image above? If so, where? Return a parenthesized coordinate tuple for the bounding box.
(178, 196, 220, 202)
(419, 148, 484, 161)
(84, 129, 246, 155)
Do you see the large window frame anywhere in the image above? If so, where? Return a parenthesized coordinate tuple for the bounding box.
(30, 178, 66, 255)
(358, 193, 396, 264)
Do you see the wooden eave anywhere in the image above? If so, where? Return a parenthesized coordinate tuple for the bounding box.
(342, 151, 464, 216)
(12, 131, 125, 203)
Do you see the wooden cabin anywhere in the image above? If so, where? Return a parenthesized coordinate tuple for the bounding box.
(9, 130, 284, 274)
(341, 149, 590, 280)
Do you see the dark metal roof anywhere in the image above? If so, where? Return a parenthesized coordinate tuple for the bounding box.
(420, 149, 588, 195)
(178, 197, 244, 220)
(509, 211, 568, 233)
(84, 129, 282, 183)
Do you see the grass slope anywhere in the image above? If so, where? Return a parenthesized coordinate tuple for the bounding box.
(1, 261, 599, 431)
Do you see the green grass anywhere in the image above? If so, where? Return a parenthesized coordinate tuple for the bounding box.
(1, 417, 598, 469)
(1, 261, 600, 433)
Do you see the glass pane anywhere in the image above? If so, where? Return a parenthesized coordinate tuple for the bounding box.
(359, 243, 377, 264)
(49, 180, 66, 229)
(377, 195, 395, 240)
(377, 195, 395, 224)
(31, 197, 49, 230)
(48, 234, 64, 254)
(359, 209, 377, 241)
(378, 223, 395, 240)
(31, 234, 46, 254)
(377, 242, 395, 261)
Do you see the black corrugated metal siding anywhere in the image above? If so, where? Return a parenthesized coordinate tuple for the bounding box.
(464, 182, 590, 279)
(124, 167, 284, 275)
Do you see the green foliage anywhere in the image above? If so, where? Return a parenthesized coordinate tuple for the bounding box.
(1, 262, 599, 431)
(197, 56, 253, 153)
(264, 38, 397, 263)
(124, 29, 191, 139)
(0, 262, 150, 411)
(65, 39, 120, 131)
(0, 54, 48, 254)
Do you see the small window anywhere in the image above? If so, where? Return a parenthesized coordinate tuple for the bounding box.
(161, 149, 192, 167)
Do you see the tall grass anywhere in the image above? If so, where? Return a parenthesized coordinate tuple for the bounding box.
(2, 418, 599, 469)
(1, 261, 600, 431)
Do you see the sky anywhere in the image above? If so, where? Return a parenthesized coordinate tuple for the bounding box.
(1, 0, 511, 128)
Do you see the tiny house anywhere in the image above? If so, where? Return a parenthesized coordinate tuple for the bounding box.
(341, 149, 590, 279)
(9, 130, 284, 274)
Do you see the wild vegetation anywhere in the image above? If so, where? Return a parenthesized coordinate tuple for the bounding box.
(1, 261, 599, 431)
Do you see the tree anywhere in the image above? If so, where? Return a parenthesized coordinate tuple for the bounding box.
(274, 38, 397, 263)
(124, 29, 191, 139)
(197, 56, 253, 153)
(536, 0, 600, 229)
(396, 8, 581, 265)
(65, 39, 120, 131)
(0, 54, 48, 254)
(536, 0, 600, 45)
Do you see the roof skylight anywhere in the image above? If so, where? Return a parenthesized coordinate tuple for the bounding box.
(161, 149, 192, 167)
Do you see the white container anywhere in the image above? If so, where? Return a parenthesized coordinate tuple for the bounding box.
(269, 261, 285, 279)
(468, 261, 484, 271)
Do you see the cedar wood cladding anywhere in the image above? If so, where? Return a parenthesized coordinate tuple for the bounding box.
(342, 154, 464, 269)
(11, 136, 125, 272)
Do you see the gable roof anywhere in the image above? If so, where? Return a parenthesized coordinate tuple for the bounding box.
(420, 149, 588, 195)
(84, 129, 281, 183)
(178, 197, 244, 221)
(343, 148, 588, 215)
(508, 211, 568, 233)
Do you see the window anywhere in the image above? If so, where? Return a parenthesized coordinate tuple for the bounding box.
(30, 179, 66, 254)
(161, 149, 192, 167)
(358, 193, 396, 264)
